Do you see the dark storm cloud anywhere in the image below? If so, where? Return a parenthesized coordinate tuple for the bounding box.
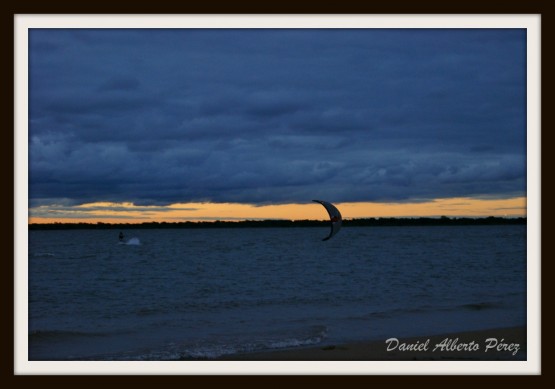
(28, 28, 527, 206)
(29, 202, 199, 221)
(99, 76, 141, 92)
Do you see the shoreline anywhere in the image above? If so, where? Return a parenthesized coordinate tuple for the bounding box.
(29, 217, 526, 230)
(212, 326, 526, 361)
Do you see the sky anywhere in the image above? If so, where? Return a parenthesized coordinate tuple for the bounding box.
(28, 28, 527, 223)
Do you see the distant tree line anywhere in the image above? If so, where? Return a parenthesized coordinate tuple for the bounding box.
(29, 216, 526, 230)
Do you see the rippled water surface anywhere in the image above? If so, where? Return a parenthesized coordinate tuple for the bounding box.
(28, 225, 526, 360)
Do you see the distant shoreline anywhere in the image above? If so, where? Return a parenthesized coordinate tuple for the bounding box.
(29, 216, 526, 230)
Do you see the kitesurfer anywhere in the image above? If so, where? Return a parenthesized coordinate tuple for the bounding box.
(119, 231, 124, 242)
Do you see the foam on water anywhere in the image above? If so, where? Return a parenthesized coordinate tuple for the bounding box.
(76, 325, 329, 361)
(125, 237, 141, 245)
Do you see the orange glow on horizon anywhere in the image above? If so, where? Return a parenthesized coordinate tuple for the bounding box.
(28, 197, 526, 224)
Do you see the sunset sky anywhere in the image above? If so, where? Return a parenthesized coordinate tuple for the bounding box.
(28, 27, 527, 223)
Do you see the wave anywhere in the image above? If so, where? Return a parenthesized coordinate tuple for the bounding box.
(132, 295, 509, 319)
(79, 325, 328, 361)
(132, 297, 330, 317)
(135, 307, 163, 316)
(181, 325, 328, 360)
(32, 252, 56, 258)
(459, 301, 504, 311)
(67, 254, 97, 260)
(167, 295, 337, 313)
(29, 329, 109, 342)
(350, 300, 507, 321)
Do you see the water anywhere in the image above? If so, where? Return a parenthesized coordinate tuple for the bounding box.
(28, 225, 526, 360)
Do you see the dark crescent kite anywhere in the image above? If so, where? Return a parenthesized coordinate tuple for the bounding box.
(312, 200, 342, 241)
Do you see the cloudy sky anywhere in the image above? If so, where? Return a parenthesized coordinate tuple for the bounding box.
(28, 28, 527, 222)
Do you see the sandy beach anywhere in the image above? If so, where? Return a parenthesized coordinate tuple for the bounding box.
(214, 326, 526, 361)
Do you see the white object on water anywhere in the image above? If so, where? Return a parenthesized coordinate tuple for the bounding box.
(125, 237, 141, 245)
